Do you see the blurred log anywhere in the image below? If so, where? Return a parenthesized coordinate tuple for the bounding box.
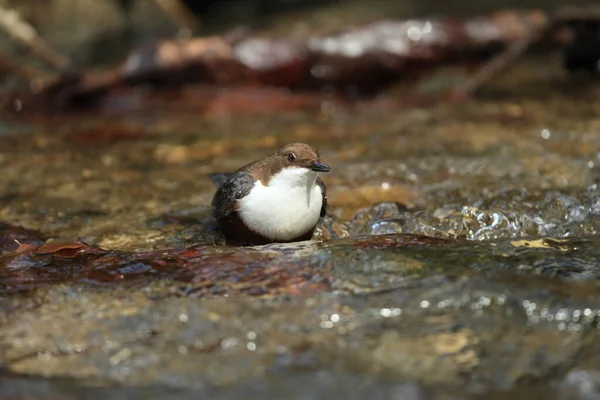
(0, 5, 70, 70)
(8, 7, 600, 113)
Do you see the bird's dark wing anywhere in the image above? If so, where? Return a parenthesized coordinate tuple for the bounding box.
(211, 171, 256, 220)
(317, 177, 327, 217)
(210, 159, 262, 188)
(209, 173, 234, 188)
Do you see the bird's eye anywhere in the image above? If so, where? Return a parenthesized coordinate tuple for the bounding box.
(287, 153, 296, 161)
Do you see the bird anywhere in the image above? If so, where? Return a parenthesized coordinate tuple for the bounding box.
(210, 143, 330, 246)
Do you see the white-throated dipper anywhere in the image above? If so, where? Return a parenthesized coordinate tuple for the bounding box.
(210, 143, 330, 246)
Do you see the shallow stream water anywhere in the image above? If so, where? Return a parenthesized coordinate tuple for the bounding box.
(1, 0, 600, 399)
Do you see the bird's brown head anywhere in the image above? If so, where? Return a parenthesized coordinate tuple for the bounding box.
(275, 143, 330, 173)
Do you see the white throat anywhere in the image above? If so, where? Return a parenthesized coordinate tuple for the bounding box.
(237, 167, 323, 241)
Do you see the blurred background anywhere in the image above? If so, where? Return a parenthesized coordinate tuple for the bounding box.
(1, 0, 596, 66)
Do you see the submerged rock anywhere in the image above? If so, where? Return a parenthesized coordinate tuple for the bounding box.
(2, 235, 600, 399)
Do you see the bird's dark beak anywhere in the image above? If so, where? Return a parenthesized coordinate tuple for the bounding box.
(310, 161, 331, 172)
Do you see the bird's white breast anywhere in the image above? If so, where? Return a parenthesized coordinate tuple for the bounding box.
(237, 167, 323, 241)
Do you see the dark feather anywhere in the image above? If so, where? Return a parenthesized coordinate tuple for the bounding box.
(317, 177, 327, 217)
(209, 172, 234, 188)
(211, 171, 256, 220)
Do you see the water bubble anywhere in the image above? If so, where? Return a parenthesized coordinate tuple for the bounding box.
(541, 129, 551, 139)
(220, 338, 239, 350)
(319, 321, 334, 329)
(567, 206, 588, 222)
(558, 322, 566, 331)
(555, 309, 569, 321)
(379, 308, 401, 317)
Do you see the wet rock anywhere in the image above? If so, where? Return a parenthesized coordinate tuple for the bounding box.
(4, 236, 600, 397)
(344, 184, 600, 241)
(345, 202, 411, 236)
